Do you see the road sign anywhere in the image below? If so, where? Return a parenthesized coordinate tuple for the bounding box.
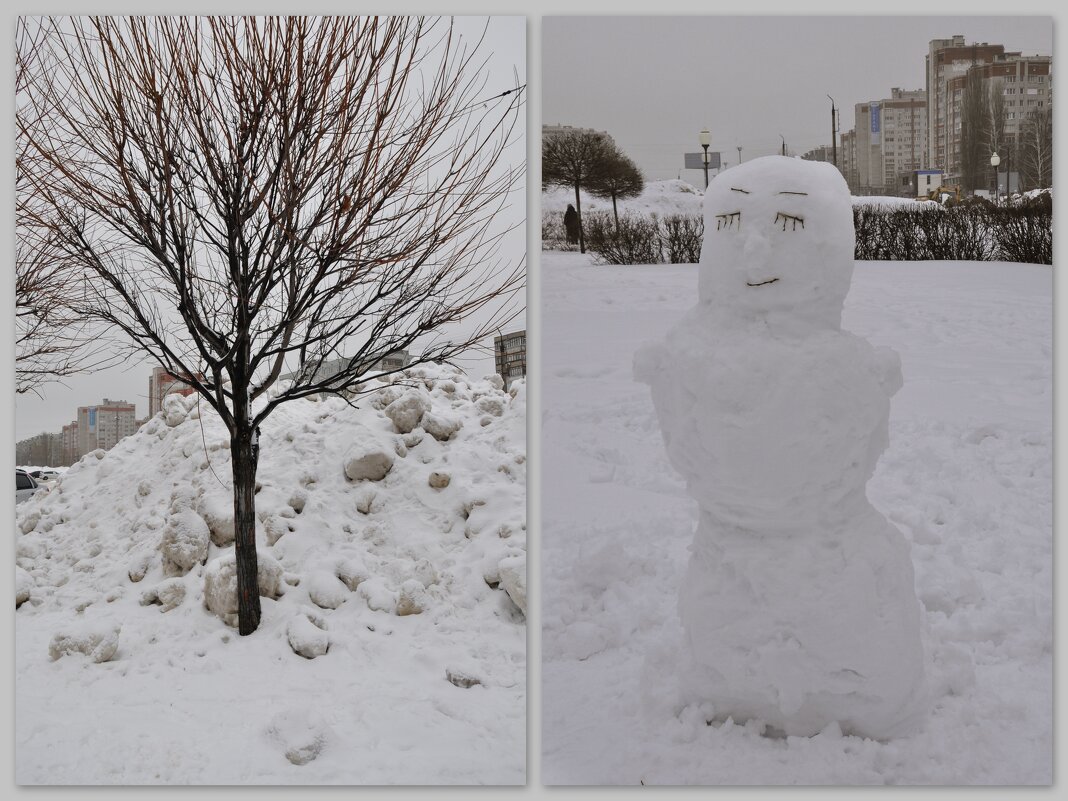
(685, 151, 721, 170)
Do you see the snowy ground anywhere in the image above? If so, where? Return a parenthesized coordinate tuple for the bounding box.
(541, 250, 1052, 785)
(16, 366, 525, 784)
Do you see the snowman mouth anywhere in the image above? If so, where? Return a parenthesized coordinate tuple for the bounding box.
(746, 278, 780, 287)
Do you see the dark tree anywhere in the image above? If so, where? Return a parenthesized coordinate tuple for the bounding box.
(588, 146, 644, 228)
(542, 130, 613, 253)
(960, 76, 990, 193)
(17, 16, 524, 635)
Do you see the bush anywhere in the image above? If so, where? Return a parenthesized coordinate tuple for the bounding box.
(541, 211, 573, 251)
(852, 204, 1050, 265)
(584, 211, 663, 265)
(660, 215, 703, 264)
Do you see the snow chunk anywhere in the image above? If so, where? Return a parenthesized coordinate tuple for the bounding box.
(16, 567, 33, 608)
(139, 577, 187, 612)
(357, 577, 397, 613)
(344, 446, 394, 482)
(267, 708, 329, 765)
(198, 492, 236, 547)
(384, 390, 431, 434)
(396, 579, 429, 616)
(160, 509, 211, 576)
(203, 551, 284, 627)
(428, 470, 451, 489)
(287, 615, 330, 659)
(484, 374, 505, 390)
(497, 555, 527, 616)
(446, 667, 483, 689)
(421, 411, 463, 442)
(306, 572, 348, 610)
(163, 394, 188, 427)
(335, 559, 370, 591)
(48, 622, 121, 663)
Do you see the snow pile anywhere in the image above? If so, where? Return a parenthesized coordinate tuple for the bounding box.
(15, 364, 526, 784)
(543, 178, 704, 222)
(635, 157, 926, 739)
(541, 247, 1051, 783)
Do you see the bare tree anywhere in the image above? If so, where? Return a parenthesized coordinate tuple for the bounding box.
(542, 130, 613, 254)
(15, 19, 118, 395)
(17, 16, 524, 635)
(588, 146, 644, 228)
(1018, 107, 1052, 191)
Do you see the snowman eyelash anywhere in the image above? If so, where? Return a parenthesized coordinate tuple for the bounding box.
(774, 212, 804, 231)
(715, 211, 741, 230)
(730, 188, 750, 194)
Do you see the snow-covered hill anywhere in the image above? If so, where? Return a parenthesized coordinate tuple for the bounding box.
(16, 365, 526, 784)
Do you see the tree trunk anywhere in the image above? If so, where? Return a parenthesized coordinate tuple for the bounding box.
(611, 192, 619, 229)
(231, 417, 261, 636)
(574, 182, 585, 254)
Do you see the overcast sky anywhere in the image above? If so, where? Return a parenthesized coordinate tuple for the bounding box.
(15, 16, 525, 443)
(543, 16, 1052, 181)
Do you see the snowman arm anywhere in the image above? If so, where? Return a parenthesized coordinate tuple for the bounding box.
(873, 345, 903, 397)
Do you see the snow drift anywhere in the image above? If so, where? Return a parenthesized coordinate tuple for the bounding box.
(15, 364, 526, 784)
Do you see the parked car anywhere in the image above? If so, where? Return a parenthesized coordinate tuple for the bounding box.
(16, 469, 39, 504)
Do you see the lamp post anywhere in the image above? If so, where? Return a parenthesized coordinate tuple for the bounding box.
(827, 95, 838, 169)
(780, 134, 786, 156)
(737, 145, 743, 164)
(699, 128, 711, 189)
(990, 151, 1001, 205)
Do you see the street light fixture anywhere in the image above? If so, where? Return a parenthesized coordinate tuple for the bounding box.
(780, 134, 786, 156)
(699, 128, 711, 189)
(990, 151, 1001, 205)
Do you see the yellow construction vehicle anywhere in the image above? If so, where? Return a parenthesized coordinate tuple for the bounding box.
(924, 184, 961, 204)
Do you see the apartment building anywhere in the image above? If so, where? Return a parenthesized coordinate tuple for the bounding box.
(852, 88, 927, 195)
(494, 330, 527, 391)
(77, 398, 138, 455)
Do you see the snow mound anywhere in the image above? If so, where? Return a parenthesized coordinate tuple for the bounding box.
(543, 178, 704, 222)
(15, 364, 526, 783)
(48, 621, 121, 663)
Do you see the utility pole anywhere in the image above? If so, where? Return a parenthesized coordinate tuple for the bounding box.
(780, 134, 786, 156)
(827, 95, 838, 168)
(737, 145, 743, 164)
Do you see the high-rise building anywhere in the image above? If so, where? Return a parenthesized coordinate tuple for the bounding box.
(839, 129, 858, 190)
(926, 36, 1005, 183)
(61, 421, 79, 465)
(853, 88, 927, 195)
(15, 432, 63, 467)
(494, 330, 526, 390)
(77, 399, 138, 455)
(927, 35, 1051, 186)
(801, 145, 833, 163)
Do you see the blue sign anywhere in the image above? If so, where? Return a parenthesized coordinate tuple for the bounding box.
(870, 103, 881, 133)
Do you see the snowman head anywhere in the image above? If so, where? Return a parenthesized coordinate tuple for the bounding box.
(698, 156, 855, 332)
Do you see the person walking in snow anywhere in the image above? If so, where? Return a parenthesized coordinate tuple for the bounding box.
(563, 204, 580, 246)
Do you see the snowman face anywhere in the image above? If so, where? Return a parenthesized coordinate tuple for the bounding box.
(698, 156, 855, 331)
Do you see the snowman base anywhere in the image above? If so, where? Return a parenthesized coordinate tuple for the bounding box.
(678, 506, 928, 740)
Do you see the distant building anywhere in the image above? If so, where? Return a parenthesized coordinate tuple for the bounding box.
(839, 129, 858, 191)
(913, 169, 946, 199)
(149, 366, 203, 417)
(278, 350, 412, 392)
(494, 330, 526, 390)
(61, 421, 79, 465)
(77, 399, 138, 455)
(801, 145, 833, 163)
(854, 88, 927, 195)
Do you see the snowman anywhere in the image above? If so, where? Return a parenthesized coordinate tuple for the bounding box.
(634, 156, 927, 739)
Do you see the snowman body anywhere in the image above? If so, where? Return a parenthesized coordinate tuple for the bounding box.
(635, 157, 927, 739)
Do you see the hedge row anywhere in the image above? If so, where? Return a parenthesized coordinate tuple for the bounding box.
(542, 201, 1052, 266)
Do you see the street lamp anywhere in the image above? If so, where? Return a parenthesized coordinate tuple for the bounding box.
(990, 151, 1001, 205)
(699, 128, 711, 189)
(779, 134, 786, 156)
